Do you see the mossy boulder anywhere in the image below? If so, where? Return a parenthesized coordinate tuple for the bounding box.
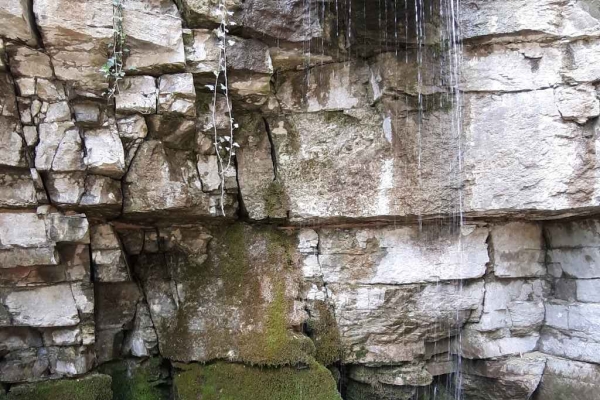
(173, 361, 342, 400)
(135, 223, 314, 366)
(99, 358, 169, 400)
(5, 374, 112, 399)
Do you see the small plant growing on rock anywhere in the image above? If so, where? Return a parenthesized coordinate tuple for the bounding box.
(101, 0, 127, 99)
(207, 1, 240, 216)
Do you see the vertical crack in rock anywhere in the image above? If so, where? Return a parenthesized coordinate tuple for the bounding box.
(233, 155, 248, 219)
(263, 116, 278, 180)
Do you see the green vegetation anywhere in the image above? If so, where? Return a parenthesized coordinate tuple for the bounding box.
(101, 0, 126, 99)
(6, 374, 112, 400)
(173, 361, 342, 400)
(263, 180, 290, 218)
(100, 358, 168, 400)
(308, 301, 343, 366)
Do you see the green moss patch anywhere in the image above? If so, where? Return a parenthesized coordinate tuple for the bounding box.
(173, 361, 342, 400)
(307, 301, 343, 366)
(99, 358, 169, 400)
(6, 374, 112, 400)
(148, 223, 315, 367)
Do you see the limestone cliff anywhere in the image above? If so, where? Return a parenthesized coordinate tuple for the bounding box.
(1, 0, 600, 399)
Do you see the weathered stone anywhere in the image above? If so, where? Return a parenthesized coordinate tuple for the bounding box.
(36, 79, 66, 102)
(177, 0, 242, 27)
(535, 356, 600, 400)
(459, 0, 600, 40)
(0, 247, 58, 269)
(460, 43, 562, 92)
(545, 219, 600, 279)
(116, 114, 148, 142)
(146, 114, 196, 149)
(463, 89, 599, 217)
(491, 222, 546, 278)
(0, 121, 27, 168)
(7, 46, 53, 79)
(35, 122, 79, 172)
(22, 125, 37, 147)
(0, 170, 38, 208)
(0, 348, 50, 382)
(79, 175, 123, 213)
(276, 61, 371, 112)
(15, 78, 35, 97)
(196, 155, 221, 192)
(370, 51, 447, 98)
(122, 302, 158, 357)
(461, 353, 546, 400)
(46, 172, 85, 206)
(555, 84, 600, 124)
(458, 330, 540, 360)
(44, 213, 90, 244)
(0, 328, 43, 352)
(238, 0, 325, 42)
(1, 284, 80, 327)
(123, 140, 234, 218)
(0, 0, 38, 46)
(0, 213, 48, 248)
(72, 102, 102, 125)
(318, 225, 488, 285)
(348, 364, 433, 388)
(158, 73, 196, 117)
(99, 358, 166, 400)
(83, 127, 126, 178)
(478, 279, 545, 332)
(182, 28, 220, 75)
(137, 224, 312, 365)
(122, 0, 186, 74)
(115, 76, 157, 115)
(326, 280, 484, 365)
(42, 327, 82, 346)
(0, 74, 18, 117)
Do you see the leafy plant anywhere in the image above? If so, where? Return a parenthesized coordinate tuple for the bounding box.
(207, 1, 240, 216)
(101, 0, 127, 99)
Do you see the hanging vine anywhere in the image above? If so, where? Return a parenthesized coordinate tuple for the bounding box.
(100, 0, 127, 99)
(207, 1, 240, 216)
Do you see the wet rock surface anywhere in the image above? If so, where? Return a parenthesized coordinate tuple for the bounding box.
(1, 0, 600, 398)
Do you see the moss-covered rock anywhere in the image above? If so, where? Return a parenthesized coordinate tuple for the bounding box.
(135, 223, 314, 366)
(5, 374, 112, 400)
(307, 301, 343, 366)
(99, 358, 169, 400)
(173, 361, 342, 400)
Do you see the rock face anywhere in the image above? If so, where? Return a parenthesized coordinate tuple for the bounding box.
(2, 0, 600, 398)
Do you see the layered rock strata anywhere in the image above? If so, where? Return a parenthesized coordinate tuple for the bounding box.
(1, 0, 600, 399)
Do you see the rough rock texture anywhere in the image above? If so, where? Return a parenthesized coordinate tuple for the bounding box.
(2, 0, 600, 398)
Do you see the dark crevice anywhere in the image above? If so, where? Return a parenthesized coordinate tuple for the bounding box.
(263, 116, 278, 181)
(233, 155, 248, 220)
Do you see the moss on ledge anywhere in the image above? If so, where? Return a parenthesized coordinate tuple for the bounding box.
(173, 361, 342, 400)
(307, 301, 343, 366)
(99, 358, 169, 400)
(5, 374, 112, 400)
